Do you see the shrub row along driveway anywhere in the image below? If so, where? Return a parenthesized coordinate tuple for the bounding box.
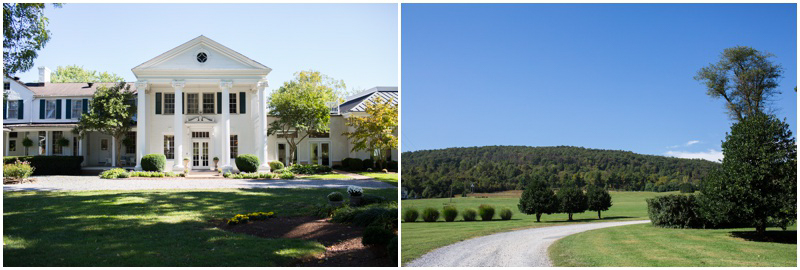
(407, 220, 650, 267)
(3, 175, 396, 191)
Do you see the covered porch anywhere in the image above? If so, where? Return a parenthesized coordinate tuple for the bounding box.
(3, 124, 138, 167)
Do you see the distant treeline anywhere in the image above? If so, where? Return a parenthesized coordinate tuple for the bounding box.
(402, 146, 719, 198)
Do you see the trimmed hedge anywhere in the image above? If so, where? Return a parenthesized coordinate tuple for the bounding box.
(235, 154, 260, 173)
(646, 194, 705, 228)
(141, 154, 166, 172)
(403, 208, 419, 222)
(343, 158, 363, 171)
(499, 208, 513, 220)
(363, 159, 374, 170)
(269, 160, 285, 171)
(462, 209, 477, 221)
(478, 204, 495, 221)
(388, 236, 398, 265)
(3, 156, 83, 175)
(422, 207, 440, 222)
(443, 205, 459, 222)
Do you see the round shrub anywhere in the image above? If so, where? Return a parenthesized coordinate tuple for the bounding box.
(362, 225, 394, 246)
(141, 154, 166, 172)
(3, 160, 34, 180)
(478, 204, 495, 221)
(462, 209, 478, 221)
(328, 192, 344, 202)
(442, 205, 459, 222)
(422, 207, 440, 222)
(235, 154, 260, 173)
(362, 158, 374, 170)
(499, 208, 513, 220)
(269, 160, 285, 171)
(346, 158, 363, 171)
(403, 208, 419, 222)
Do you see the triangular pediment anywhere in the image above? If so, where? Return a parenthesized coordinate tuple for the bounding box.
(132, 35, 270, 77)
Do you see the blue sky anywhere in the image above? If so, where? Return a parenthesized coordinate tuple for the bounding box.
(401, 4, 797, 161)
(15, 3, 398, 94)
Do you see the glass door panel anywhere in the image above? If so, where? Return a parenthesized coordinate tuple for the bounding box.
(193, 142, 199, 167)
(202, 142, 209, 167)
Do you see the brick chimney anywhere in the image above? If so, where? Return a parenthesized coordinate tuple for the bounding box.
(38, 66, 50, 83)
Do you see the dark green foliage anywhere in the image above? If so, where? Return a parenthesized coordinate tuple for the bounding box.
(699, 113, 797, 233)
(557, 186, 588, 221)
(402, 146, 718, 197)
(679, 183, 695, 193)
(518, 177, 558, 222)
(499, 208, 513, 220)
(363, 158, 374, 170)
(327, 192, 344, 202)
(268, 160, 284, 171)
(3, 3, 61, 76)
(647, 194, 705, 229)
(388, 161, 398, 172)
(287, 164, 332, 174)
(422, 186, 435, 198)
(235, 154, 260, 173)
(388, 236, 398, 265)
(330, 203, 397, 227)
(586, 185, 613, 219)
(314, 203, 342, 218)
(362, 225, 394, 246)
(3, 156, 82, 175)
(344, 158, 363, 171)
(442, 205, 458, 222)
(140, 154, 166, 172)
(478, 204, 495, 221)
(462, 209, 477, 221)
(403, 208, 419, 222)
(360, 194, 387, 206)
(422, 207, 439, 222)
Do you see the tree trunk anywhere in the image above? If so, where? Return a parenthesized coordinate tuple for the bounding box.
(598, 211, 602, 219)
(536, 213, 542, 222)
(568, 213, 573, 221)
(756, 218, 767, 235)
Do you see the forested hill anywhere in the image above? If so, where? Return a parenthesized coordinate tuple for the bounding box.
(401, 146, 720, 198)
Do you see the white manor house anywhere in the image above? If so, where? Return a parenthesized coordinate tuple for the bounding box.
(2, 36, 397, 172)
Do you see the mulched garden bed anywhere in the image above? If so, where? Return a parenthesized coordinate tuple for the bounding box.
(3, 178, 36, 185)
(215, 216, 392, 267)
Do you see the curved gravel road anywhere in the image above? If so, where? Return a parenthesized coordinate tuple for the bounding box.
(407, 220, 650, 267)
(3, 175, 395, 191)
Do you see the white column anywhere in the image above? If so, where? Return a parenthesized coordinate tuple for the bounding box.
(78, 136, 85, 166)
(4, 132, 9, 156)
(257, 80, 270, 172)
(45, 130, 51, 155)
(111, 136, 116, 167)
(134, 81, 148, 171)
(220, 80, 233, 172)
(172, 80, 185, 172)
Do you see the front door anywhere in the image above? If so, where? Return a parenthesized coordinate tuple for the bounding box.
(309, 142, 330, 166)
(192, 141, 209, 169)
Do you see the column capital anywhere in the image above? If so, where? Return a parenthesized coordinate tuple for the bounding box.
(257, 80, 268, 90)
(172, 80, 186, 89)
(219, 80, 233, 89)
(135, 80, 149, 94)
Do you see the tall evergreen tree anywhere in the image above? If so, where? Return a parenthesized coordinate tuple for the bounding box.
(557, 185, 588, 221)
(517, 177, 558, 222)
(587, 184, 613, 219)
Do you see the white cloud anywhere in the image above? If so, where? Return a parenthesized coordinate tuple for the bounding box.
(667, 140, 702, 149)
(665, 149, 723, 162)
(685, 140, 700, 146)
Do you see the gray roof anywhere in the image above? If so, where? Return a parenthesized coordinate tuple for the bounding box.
(24, 82, 136, 97)
(339, 86, 398, 113)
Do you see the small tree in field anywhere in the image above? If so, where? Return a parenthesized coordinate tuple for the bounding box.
(342, 96, 397, 169)
(518, 177, 558, 222)
(699, 113, 796, 233)
(586, 184, 612, 219)
(72, 82, 135, 166)
(557, 185, 588, 221)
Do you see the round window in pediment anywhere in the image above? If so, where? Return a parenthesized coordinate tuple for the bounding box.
(196, 52, 208, 63)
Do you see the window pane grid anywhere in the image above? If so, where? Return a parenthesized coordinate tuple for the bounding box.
(203, 93, 214, 114)
(229, 93, 237, 114)
(164, 94, 175, 114)
(230, 135, 238, 159)
(164, 135, 174, 159)
(187, 93, 199, 114)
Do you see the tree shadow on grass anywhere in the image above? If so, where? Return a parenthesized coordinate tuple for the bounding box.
(543, 216, 638, 223)
(730, 231, 797, 244)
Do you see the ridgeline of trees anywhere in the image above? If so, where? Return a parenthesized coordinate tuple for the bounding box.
(402, 146, 719, 198)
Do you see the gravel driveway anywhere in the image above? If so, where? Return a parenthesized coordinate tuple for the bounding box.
(3, 175, 396, 192)
(407, 220, 651, 267)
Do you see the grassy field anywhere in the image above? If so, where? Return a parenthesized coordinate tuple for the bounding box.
(3, 188, 396, 266)
(400, 190, 666, 264)
(550, 223, 797, 266)
(357, 172, 398, 186)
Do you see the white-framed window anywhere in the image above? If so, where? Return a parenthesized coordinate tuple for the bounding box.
(187, 93, 199, 114)
(164, 93, 175, 114)
(100, 138, 108, 151)
(202, 93, 214, 114)
(164, 135, 174, 159)
(229, 93, 237, 114)
(7, 100, 18, 119)
(9, 140, 16, 152)
(44, 100, 57, 119)
(52, 131, 64, 155)
(230, 135, 238, 158)
(71, 99, 83, 119)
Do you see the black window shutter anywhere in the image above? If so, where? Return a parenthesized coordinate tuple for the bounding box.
(239, 92, 246, 114)
(55, 99, 62, 119)
(3, 100, 6, 119)
(82, 99, 89, 114)
(39, 100, 45, 119)
(17, 100, 23, 119)
(182, 93, 185, 114)
(65, 99, 72, 119)
(217, 92, 222, 114)
(155, 93, 162, 114)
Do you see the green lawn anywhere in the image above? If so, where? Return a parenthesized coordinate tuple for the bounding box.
(550, 223, 797, 266)
(357, 172, 398, 186)
(400, 191, 665, 264)
(3, 188, 397, 266)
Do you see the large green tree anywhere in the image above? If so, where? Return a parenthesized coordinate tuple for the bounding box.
(342, 96, 398, 168)
(586, 184, 613, 219)
(3, 3, 61, 76)
(72, 82, 136, 166)
(267, 71, 340, 165)
(699, 113, 796, 233)
(557, 185, 588, 221)
(517, 176, 558, 222)
(695, 46, 784, 121)
(50, 65, 125, 83)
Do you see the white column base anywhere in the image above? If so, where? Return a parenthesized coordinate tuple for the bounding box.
(172, 164, 185, 172)
(221, 165, 234, 173)
(134, 165, 143, 171)
(258, 163, 271, 173)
